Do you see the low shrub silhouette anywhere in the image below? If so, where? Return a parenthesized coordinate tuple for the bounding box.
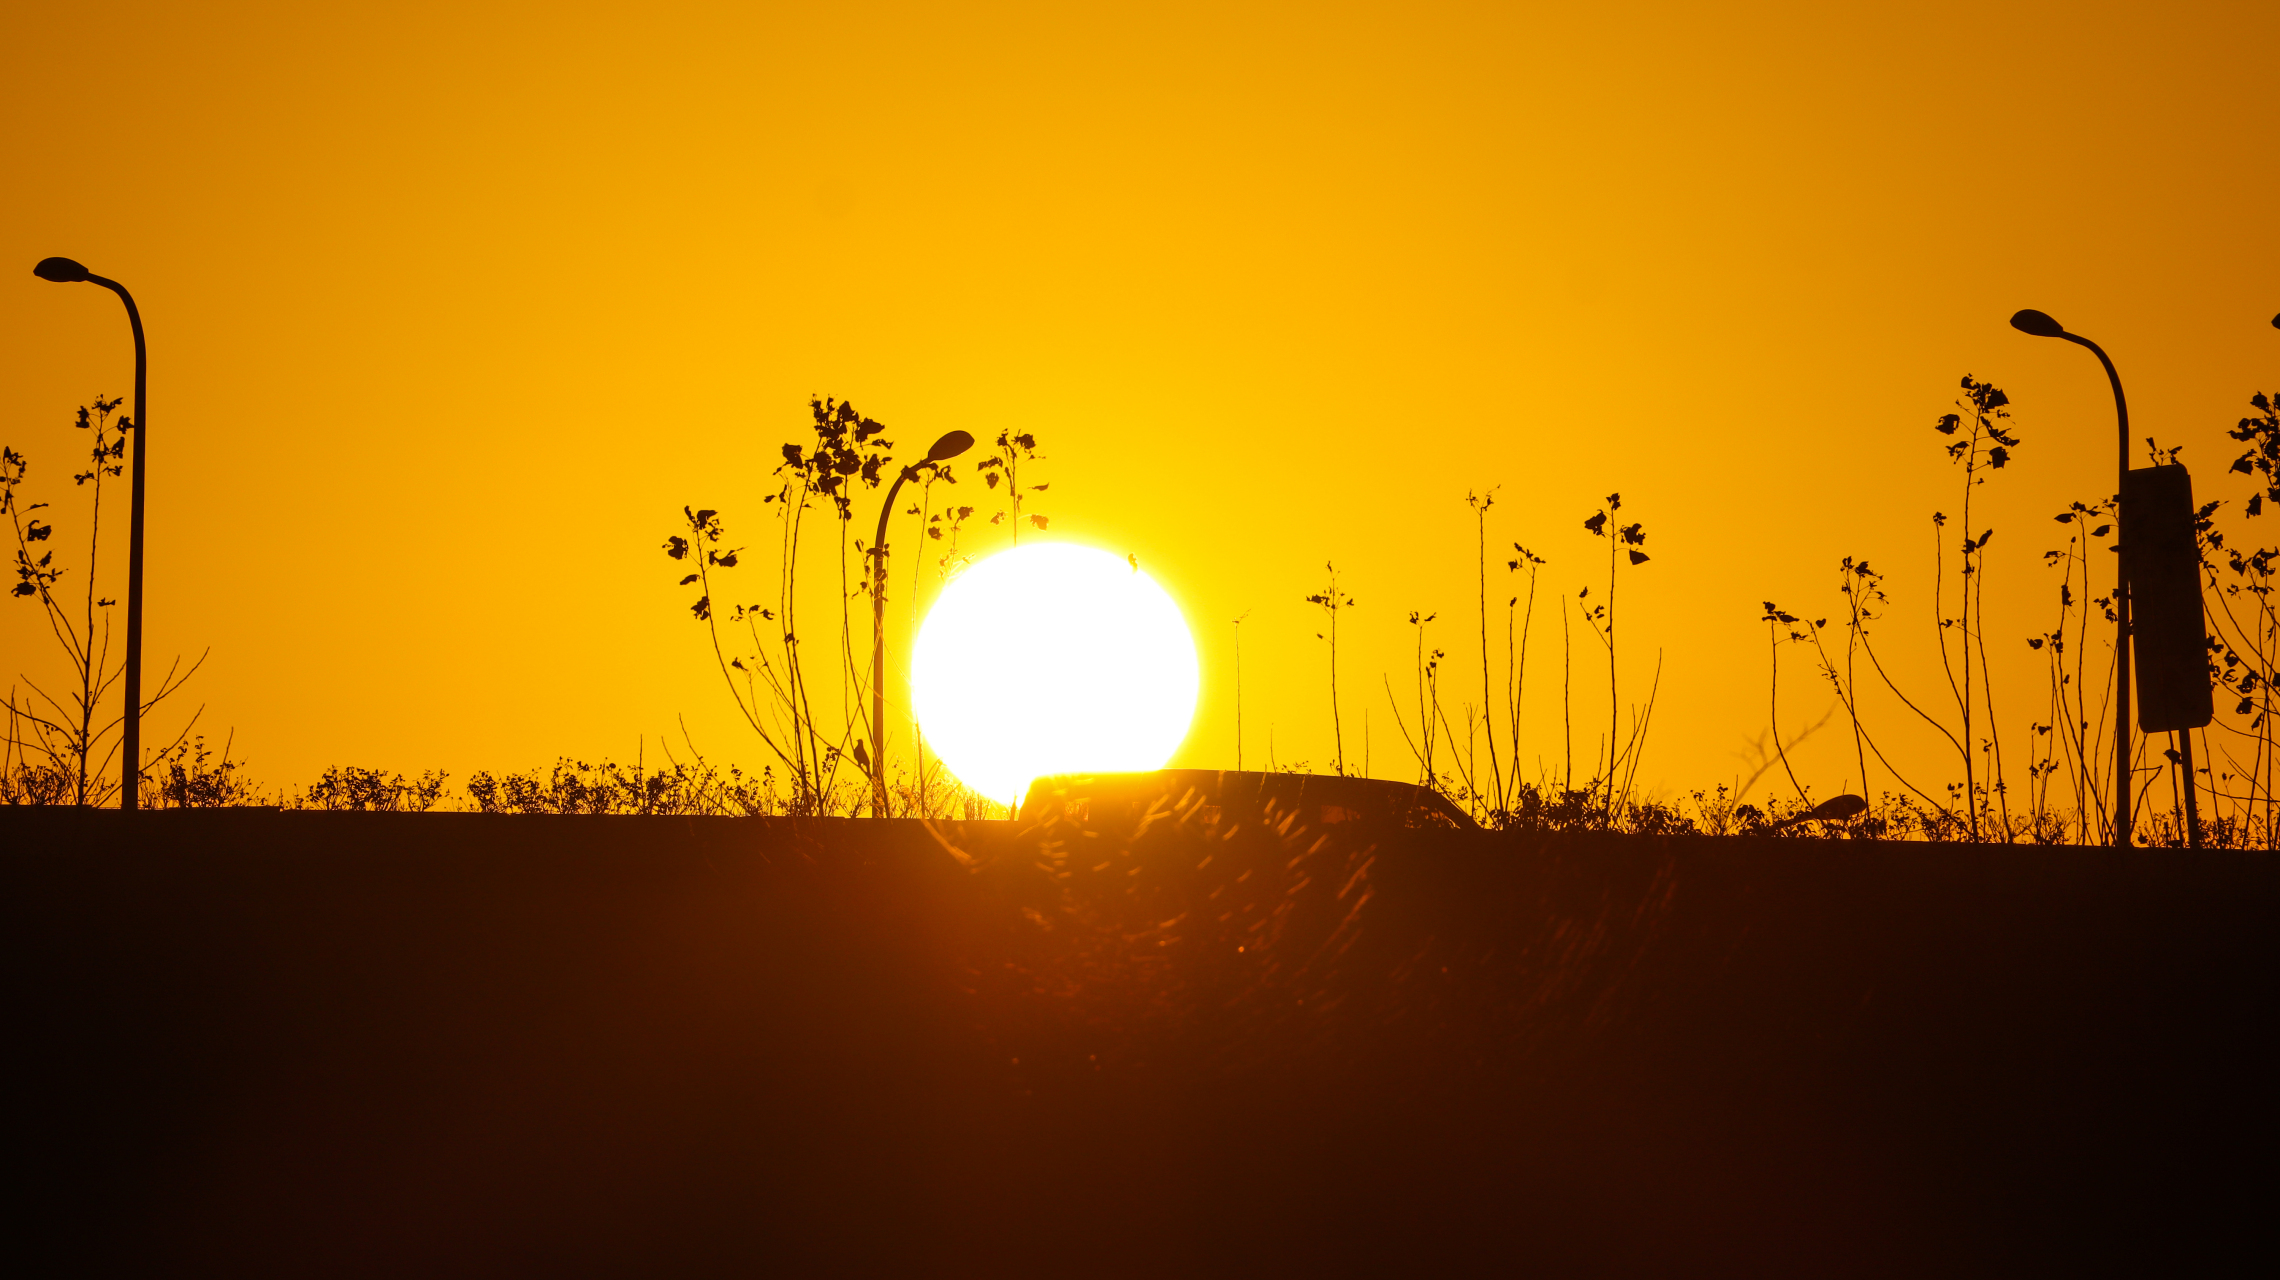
(294, 766, 450, 812)
(143, 735, 262, 809)
(465, 756, 771, 816)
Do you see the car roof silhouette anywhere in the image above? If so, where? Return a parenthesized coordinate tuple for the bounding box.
(1017, 769, 1481, 832)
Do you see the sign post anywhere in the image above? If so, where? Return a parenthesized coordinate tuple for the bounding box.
(2120, 463, 2213, 847)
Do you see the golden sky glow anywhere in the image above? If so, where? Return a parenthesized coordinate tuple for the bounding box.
(3, 1, 2276, 800)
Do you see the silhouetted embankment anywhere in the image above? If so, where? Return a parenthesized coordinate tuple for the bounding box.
(8, 809, 2272, 1276)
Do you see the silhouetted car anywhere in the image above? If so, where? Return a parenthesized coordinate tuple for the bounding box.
(1016, 769, 1481, 834)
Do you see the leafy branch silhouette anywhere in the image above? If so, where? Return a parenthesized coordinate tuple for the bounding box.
(662, 399, 1050, 817)
(4, 398, 205, 806)
(1581, 492, 1654, 815)
(1304, 564, 1355, 776)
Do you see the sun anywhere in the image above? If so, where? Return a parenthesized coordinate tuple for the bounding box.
(912, 542, 1198, 805)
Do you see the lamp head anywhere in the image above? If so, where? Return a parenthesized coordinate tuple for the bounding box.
(925, 430, 975, 464)
(33, 257, 91, 284)
(2009, 309, 2066, 339)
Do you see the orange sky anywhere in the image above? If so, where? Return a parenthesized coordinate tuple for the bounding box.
(3, 1, 2276, 804)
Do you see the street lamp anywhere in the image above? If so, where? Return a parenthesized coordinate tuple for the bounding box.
(2010, 309, 2140, 847)
(34, 257, 150, 811)
(869, 429, 975, 816)
(2010, 309, 2223, 850)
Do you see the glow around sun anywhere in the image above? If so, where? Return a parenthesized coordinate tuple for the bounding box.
(912, 542, 1199, 805)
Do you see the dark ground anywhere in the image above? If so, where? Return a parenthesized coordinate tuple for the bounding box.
(6, 807, 2273, 1276)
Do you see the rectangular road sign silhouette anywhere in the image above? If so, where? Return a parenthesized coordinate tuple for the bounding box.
(2121, 463, 2214, 732)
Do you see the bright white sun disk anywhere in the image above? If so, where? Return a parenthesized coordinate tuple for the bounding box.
(912, 542, 1198, 805)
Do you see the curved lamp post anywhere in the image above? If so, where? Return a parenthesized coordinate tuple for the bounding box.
(869, 430, 975, 816)
(34, 257, 149, 811)
(2010, 309, 2143, 848)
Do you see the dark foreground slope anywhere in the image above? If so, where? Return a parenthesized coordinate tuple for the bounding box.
(6, 809, 2273, 1277)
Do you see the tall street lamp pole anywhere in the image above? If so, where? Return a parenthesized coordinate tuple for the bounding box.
(34, 257, 149, 811)
(2011, 308, 2134, 848)
(869, 430, 974, 817)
